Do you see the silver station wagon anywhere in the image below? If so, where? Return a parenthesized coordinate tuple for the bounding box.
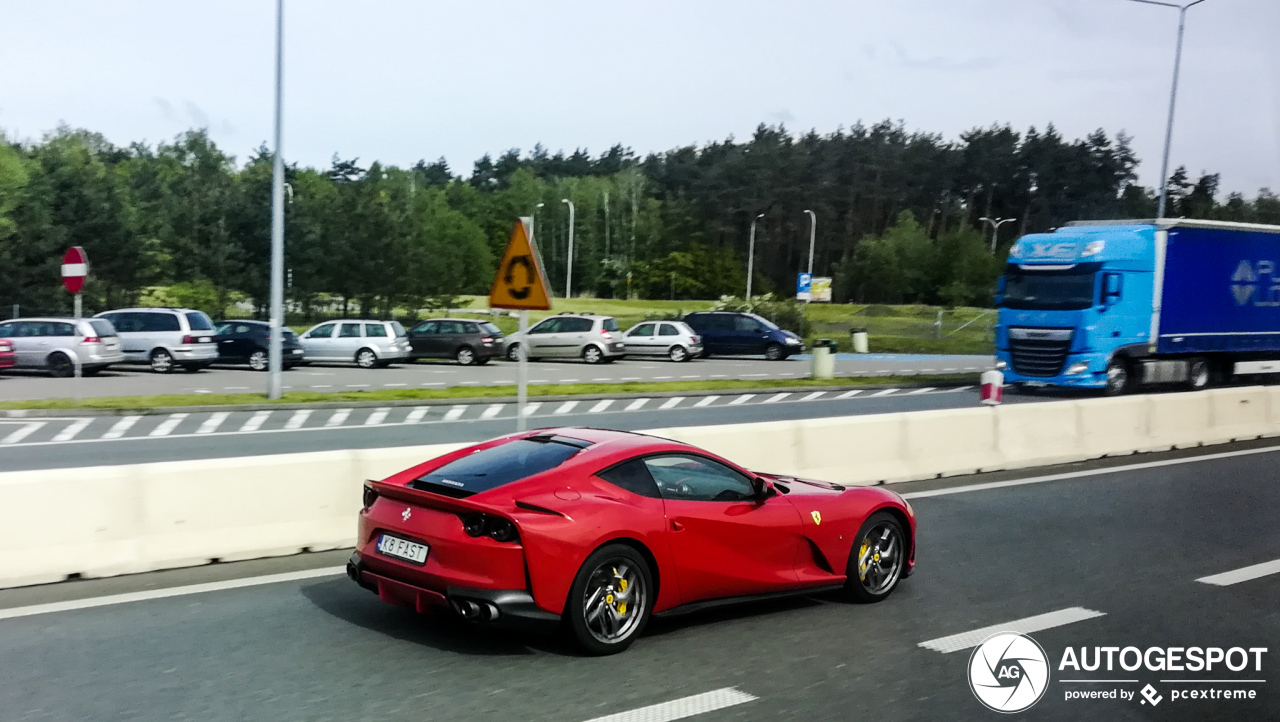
(299, 319, 411, 368)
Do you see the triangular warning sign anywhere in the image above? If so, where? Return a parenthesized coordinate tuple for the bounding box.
(489, 220, 552, 310)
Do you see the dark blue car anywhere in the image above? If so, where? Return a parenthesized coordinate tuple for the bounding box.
(682, 312, 804, 360)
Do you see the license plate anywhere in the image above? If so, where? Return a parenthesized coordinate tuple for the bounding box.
(292, 349, 303, 354)
(376, 534, 429, 565)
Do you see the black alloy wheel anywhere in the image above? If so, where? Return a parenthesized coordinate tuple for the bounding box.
(844, 511, 906, 603)
(47, 353, 74, 378)
(764, 343, 784, 361)
(248, 350, 269, 371)
(149, 349, 174, 374)
(668, 345, 688, 363)
(456, 346, 476, 366)
(1104, 357, 1130, 396)
(565, 544, 653, 655)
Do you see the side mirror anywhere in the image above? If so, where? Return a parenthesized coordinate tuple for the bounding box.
(1102, 273, 1123, 307)
(753, 477, 777, 500)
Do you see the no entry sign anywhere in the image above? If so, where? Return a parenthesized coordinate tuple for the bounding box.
(62, 247, 88, 294)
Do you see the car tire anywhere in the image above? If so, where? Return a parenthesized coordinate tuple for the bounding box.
(565, 544, 654, 656)
(47, 353, 74, 378)
(668, 345, 689, 363)
(182, 363, 208, 373)
(150, 349, 175, 374)
(1104, 356, 1130, 396)
(583, 345, 605, 365)
(248, 349, 269, 371)
(455, 346, 476, 366)
(764, 343, 785, 361)
(81, 366, 104, 377)
(844, 511, 907, 604)
(355, 348, 378, 369)
(506, 344, 522, 362)
(1188, 358, 1211, 390)
(475, 357, 491, 366)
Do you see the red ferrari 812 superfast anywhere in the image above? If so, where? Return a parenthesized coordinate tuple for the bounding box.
(348, 427, 916, 654)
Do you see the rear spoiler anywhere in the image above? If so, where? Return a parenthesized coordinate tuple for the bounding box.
(370, 479, 505, 516)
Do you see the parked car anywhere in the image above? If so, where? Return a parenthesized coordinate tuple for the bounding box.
(298, 319, 410, 368)
(0, 317, 126, 376)
(95, 307, 218, 373)
(348, 427, 915, 654)
(0, 337, 13, 370)
(622, 320, 702, 362)
(682, 311, 804, 360)
(407, 318, 503, 365)
(213, 320, 305, 371)
(503, 313, 625, 364)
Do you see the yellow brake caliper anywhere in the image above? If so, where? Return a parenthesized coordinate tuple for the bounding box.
(858, 540, 872, 580)
(616, 576, 628, 615)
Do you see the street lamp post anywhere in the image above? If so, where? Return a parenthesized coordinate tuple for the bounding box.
(561, 199, 575, 299)
(1127, 0, 1207, 219)
(803, 210, 817, 304)
(267, 0, 286, 400)
(746, 213, 764, 301)
(979, 217, 1017, 253)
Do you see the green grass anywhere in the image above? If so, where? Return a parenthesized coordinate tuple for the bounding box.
(0, 374, 969, 411)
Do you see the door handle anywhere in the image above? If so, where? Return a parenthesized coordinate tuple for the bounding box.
(671, 521, 684, 531)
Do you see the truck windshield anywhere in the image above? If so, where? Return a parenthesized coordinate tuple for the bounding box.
(1001, 264, 1099, 311)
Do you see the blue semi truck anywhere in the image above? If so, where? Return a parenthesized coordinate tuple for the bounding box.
(995, 219, 1280, 395)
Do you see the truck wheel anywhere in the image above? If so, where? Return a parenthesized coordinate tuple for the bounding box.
(1104, 357, 1130, 396)
(1188, 358, 1211, 390)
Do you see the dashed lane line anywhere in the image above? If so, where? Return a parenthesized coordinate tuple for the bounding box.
(364, 408, 391, 426)
(693, 396, 719, 407)
(284, 410, 312, 430)
(834, 390, 863, 399)
(51, 418, 92, 442)
(658, 397, 685, 410)
(798, 391, 826, 402)
(870, 388, 900, 397)
(918, 607, 1106, 654)
(590, 400, 614, 413)
(149, 414, 189, 437)
(238, 411, 271, 433)
(728, 394, 755, 406)
(580, 688, 758, 722)
(324, 409, 352, 428)
(554, 401, 579, 415)
(521, 403, 542, 417)
(763, 393, 790, 404)
(443, 405, 467, 421)
(906, 387, 936, 395)
(480, 404, 504, 420)
(404, 407, 429, 423)
(102, 416, 140, 439)
(1197, 559, 1280, 587)
(624, 398, 649, 412)
(2, 422, 46, 444)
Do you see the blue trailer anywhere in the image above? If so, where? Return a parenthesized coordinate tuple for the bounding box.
(994, 219, 1280, 394)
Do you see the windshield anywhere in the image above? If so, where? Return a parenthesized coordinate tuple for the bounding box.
(413, 436, 589, 496)
(1000, 263, 1100, 311)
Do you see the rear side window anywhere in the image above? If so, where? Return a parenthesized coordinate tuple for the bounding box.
(413, 437, 590, 496)
(48, 322, 76, 336)
(185, 312, 214, 331)
(339, 323, 362, 338)
(561, 317, 593, 333)
(603, 318, 620, 332)
(364, 323, 387, 337)
(480, 322, 501, 335)
(596, 458, 661, 499)
(659, 324, 679, 336)
(391, 321, 407, 337)
(142, 313, 181, 332)
(733, 315, 760, 332)
(88, 319, 117, 337)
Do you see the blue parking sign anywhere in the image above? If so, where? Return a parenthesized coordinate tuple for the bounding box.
(796, 273, 812, 300)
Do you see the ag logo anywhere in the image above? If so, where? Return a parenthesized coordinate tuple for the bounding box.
(968, 633, 1050, 713)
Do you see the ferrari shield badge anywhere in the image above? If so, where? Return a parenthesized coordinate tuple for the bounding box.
(810, 511, 822, 525)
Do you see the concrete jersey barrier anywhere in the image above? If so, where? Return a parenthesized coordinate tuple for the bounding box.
(0, 387, 1276, 589)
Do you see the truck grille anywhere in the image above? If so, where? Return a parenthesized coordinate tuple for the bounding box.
(1008, 328, 1073, 378)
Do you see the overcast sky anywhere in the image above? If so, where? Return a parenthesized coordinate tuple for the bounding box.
(2, 0, 1276, 194)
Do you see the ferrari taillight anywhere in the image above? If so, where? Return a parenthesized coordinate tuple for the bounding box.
(459, 513, 519, 542)
(362, 483, 378, 510)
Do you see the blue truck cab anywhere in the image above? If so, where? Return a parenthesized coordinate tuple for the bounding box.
(995, 219, 1280, 394)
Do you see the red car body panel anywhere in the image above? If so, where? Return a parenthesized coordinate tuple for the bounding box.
(0, 339, 14, 369)
(351, 427, 916, 626)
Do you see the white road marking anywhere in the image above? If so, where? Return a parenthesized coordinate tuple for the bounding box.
(51, 418, 92, 442)
(580, 688, 758, 722)
(945, 385, 974, 393)
(907, 387, 936, 395)
(0, 567, 345, 622)
(346, 384, 370, 389)
(710, 374, 727, 378)
(383, 383, 407, 387)
(521, 403, 542, 416)
(284, 410, 312, 429)
(621, 377, 641, 381)
(919, 607, 1106, 654)
(444, 405, 467, 421)
(324, 409, 352, 427)
(148, 414, 189, 437)
(404, 407, 429, 423)
(239, 411, 271, 433)
(693, 396, 720, 407)
(763, 393, 790, 404)
(741, 373, 768, 377)
(680, 375, 699, 379)
(942, 368, 956, 372)
(592, 378, 610, 382)
(481, 404, 504, 419)
(659, 397, 685, 410)
(728, 394, 755, 406)
(196, 412, 230, 435)
(876, 369, 893, 373)
(224, 386, 250, 391)
(2, 422, 45, 444)
(311, 385, 332, 389)
(798, 391, 826, 402)
(459, 381, 479, 386)
(1197, 559, 1280, 586)
(902, 444, 1280, 501)
(561, 378, 579, 383)
(590, 400, 614, 413)
(834, 390, 863, 399)
(870, 388, 899, 397)
(654, 376, 672, 380)
(102, 416, 140, 439)
(625, 398, 649, 411)
(554, 401, 579, 415)
(364, 407, 390, 426)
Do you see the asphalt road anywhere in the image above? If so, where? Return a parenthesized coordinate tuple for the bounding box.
(1, 442, 1275, 720)
(0, 353, 992, 401)
(0, 384, 1032, 471)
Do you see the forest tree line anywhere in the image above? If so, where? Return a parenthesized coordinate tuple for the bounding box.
(1, 121, 1277, 319)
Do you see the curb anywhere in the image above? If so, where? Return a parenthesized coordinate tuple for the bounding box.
(0, 378, 975, 418)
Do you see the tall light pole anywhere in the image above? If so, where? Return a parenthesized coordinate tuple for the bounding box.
(746, 213, 764, 300)
(561, 199, 575, 299)
(979, 217, 1017, 253)
(803, 210, 817, 304)
(531, 202, 544, 252)
(1127, 0, 1207, 219)
(267, 0, 285, 399)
